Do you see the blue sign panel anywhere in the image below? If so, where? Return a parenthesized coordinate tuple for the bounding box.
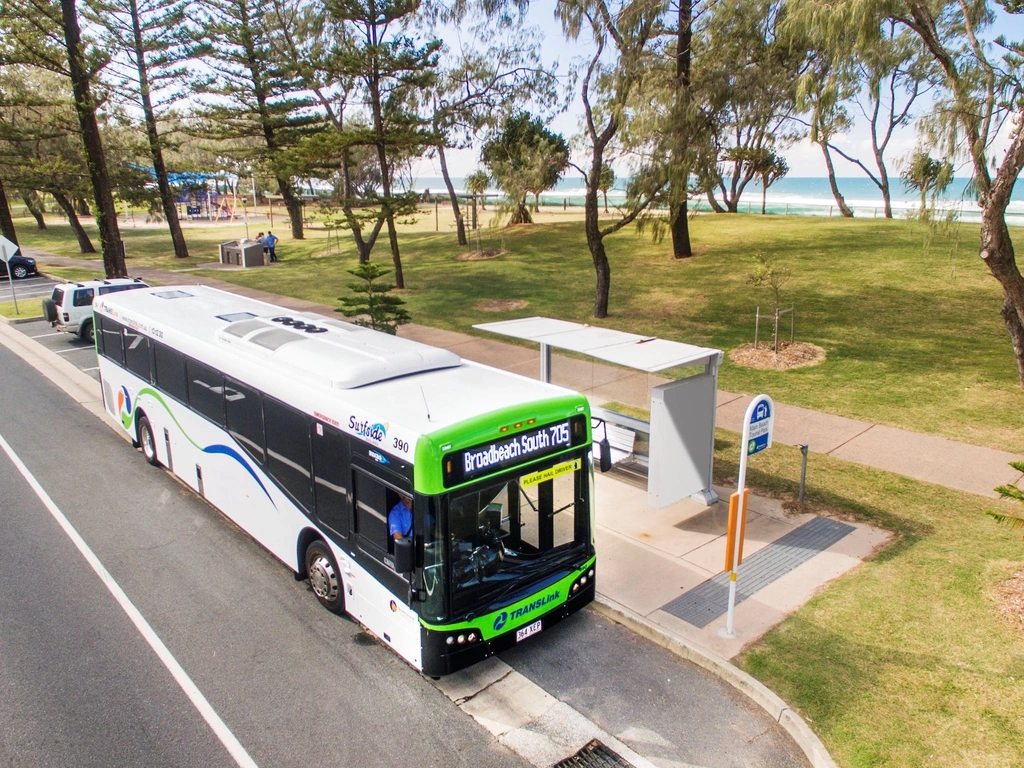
(746, 397, 773, 456)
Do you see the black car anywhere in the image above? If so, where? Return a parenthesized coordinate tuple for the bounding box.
(0, 253, 37, 279)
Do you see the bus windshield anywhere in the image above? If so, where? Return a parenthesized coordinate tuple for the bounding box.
(442, 454, 590, 619)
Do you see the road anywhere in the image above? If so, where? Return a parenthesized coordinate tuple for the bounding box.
(0, 311, 809, 768)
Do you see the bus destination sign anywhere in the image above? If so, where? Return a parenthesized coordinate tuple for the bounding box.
(443, 415, 586, 487)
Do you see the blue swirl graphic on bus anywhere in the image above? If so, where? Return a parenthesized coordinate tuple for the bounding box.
(132, 387, 276, 509)
(493, 611, 508, 631)
(202, 444, 276, 505)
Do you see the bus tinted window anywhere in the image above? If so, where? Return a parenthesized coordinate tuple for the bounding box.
(352, 470, 389, 556)
(153, 342, 187, 402)
(264, 399, 313, 511)
(225, 378, 264, 464)
(123, 327, 151, 380)
(187, 359, 225, 426)
(98, 316, 124, 366)
(312, 423, 348, 539)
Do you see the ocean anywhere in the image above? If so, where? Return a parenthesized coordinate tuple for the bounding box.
(409, 175, 1024, 227)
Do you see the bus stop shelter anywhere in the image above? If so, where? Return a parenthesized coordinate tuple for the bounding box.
(474, 318, 723, 508)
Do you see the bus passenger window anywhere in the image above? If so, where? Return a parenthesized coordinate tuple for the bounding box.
(98, 316, 125, 366)
(123, 328, 151, 381)
(352, 471, 390, 557)
(153, 342, 187, 403)
(186, 359, 226, 426)
(264, 398, 313, 512)
(225, 378, 264, 464)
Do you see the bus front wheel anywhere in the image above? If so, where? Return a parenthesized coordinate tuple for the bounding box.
(137, 415, 160, 466)
(306, 541, 345, 614)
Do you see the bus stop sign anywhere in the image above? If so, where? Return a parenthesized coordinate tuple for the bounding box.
(745, 395, 773, 456)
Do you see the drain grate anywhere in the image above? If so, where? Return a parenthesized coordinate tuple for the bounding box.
(661, 516, 856, 628)
(552, 740, 633, 768)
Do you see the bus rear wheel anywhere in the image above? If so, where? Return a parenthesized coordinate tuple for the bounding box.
(306, 541, 345, 614)
(137, 415, 160, 466)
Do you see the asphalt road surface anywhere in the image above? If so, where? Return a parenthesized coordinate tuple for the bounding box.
(1, 317, 808, 768)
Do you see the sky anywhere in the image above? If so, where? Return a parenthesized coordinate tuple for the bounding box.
(411, 1, 1024, 182)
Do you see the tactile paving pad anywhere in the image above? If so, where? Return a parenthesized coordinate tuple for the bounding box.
(660, 516, 856, 628)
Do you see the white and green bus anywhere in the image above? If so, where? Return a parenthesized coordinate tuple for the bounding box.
(94, 285, 596, 675)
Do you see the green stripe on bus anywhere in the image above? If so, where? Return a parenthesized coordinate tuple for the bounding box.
(419, 556, 595, 639)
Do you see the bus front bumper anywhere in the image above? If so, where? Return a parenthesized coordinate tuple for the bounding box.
(420, 577, 596, 677)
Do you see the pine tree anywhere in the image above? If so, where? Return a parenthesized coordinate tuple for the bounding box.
(338, 262, 410, 335)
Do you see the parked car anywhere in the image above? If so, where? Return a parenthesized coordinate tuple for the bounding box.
(0, 253, 37, 279)
(42, 277, 149, 342)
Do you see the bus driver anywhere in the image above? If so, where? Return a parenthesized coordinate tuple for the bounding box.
(389, 494, 413, 540)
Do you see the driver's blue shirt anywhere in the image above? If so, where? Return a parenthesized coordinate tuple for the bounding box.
(388, 500, 412, 538)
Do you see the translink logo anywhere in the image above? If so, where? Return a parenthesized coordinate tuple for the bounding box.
(492, 591, 561, 632)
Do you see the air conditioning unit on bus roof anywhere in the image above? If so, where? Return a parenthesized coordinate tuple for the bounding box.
(217, 313, 462, 389)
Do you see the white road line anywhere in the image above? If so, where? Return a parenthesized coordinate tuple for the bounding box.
(82, 366, 99, 372)
(54, 347, 93, 354)
(0, 432, 259, 768)
(30, 332, 66, 338)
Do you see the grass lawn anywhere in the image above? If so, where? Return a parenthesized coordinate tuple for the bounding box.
(11, 208, 1024, 452)
(9, 208, 1024, 766)
(724, 436, 1024, 767)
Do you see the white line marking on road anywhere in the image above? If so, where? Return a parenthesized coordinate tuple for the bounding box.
(30, 332, 65, 338)
(82, 366, 99, 372)
(0, 432, 259, 768)
(54, 347, 93, 354)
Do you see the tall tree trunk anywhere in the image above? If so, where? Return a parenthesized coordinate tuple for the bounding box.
(279, 181, 304, 240)
(669, 0, 694, 258)
(437, 145, 466, 246)
(705, 190, 725, 213)
(507, 200, 533, 225)
(127, 0, 189, 260)
(385, 212, 403, 288)
(369, 68, 403, 287)
(1001, 295, 1024, 385)
(670, 200, 692, 258)
(761, 184, 767, 215)
(60, 0, 125, 277)
(0, 177, 18, 245)
(873, 145, 893, 218)
(21, 191, 46, 229)
(821, 142, 853, 217)
(52, 190, 96, 253)
(585, 181, 610, 318)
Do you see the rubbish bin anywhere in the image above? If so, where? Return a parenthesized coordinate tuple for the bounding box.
(219, 239, 265, 267)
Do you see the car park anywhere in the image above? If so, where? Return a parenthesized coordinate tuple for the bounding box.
(41, 277, 149, 343)
(0, 253, 37, 279)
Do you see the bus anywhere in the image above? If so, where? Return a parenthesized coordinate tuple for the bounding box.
(93, 285, 596, 676)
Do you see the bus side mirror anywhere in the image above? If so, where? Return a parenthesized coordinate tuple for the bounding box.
(394, 536, 414, 574)
(598, 437, 612, 473)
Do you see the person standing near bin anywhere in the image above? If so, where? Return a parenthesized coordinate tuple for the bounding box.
(256, 232, 267, 263)
(266, 231, 278, 262)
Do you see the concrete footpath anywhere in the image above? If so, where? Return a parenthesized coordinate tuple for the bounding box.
(12, 250, 1024, 768)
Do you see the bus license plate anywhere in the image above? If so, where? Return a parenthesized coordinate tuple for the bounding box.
(516, 620, 542, 643)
